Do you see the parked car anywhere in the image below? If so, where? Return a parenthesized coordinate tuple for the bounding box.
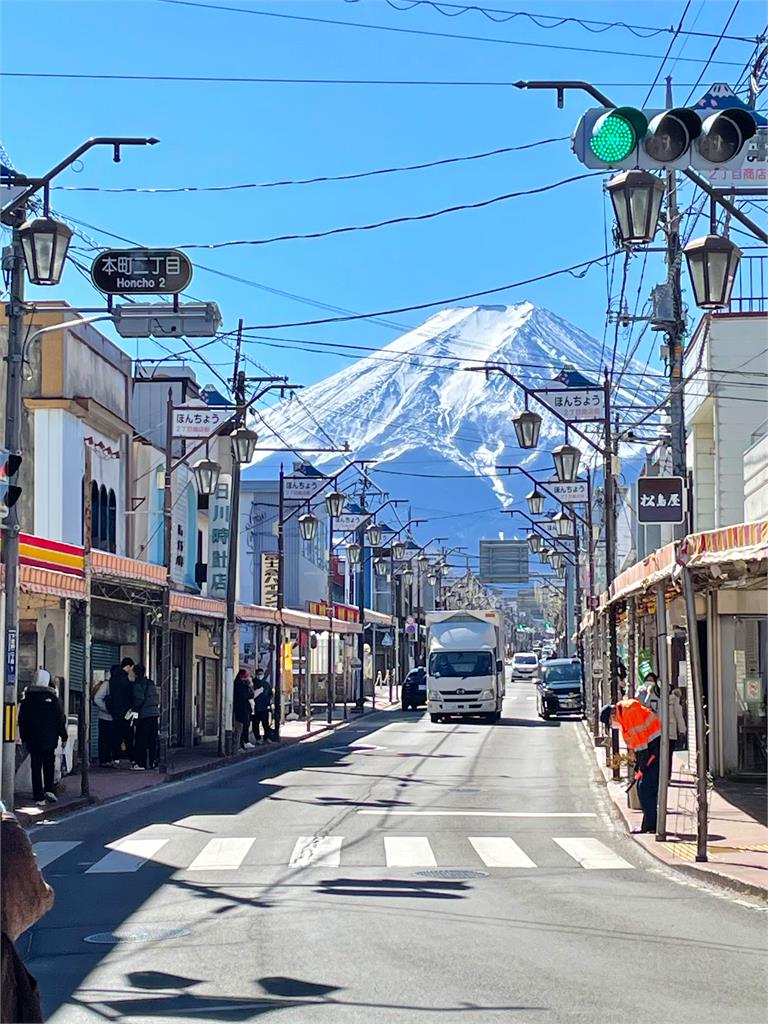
(510, 652, 539, 681)
(401, 667, 427, 710)
(536, 658, 585, 719)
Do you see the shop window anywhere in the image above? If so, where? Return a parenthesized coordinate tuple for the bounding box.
(91, 481, 100, 548)
(735, 617, 767, 774)
(107, 489, 117, 553)
(99, 485, 108, 550)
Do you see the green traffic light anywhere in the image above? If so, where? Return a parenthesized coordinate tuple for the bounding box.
(590, 112, 636, 163)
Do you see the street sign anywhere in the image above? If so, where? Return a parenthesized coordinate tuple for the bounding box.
(381, 632, 394, 647)
(479, 539, 528, 583)
(207, 474, 232, 600)
(91, 248, 193, 294)
(172, 405, 233, 439)
(637, 476, 685, 523)
(536, 520, 574, 539)
(405, 617, 417, 636)
(261, 553, 280, 608)
(545, 479, 588, 503)
(534, 386, 605, 422)
(284, 475, 326, 500)
(335, 513, 369, 534)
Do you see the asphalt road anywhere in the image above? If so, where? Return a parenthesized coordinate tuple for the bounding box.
(25, 680, 767, 1023)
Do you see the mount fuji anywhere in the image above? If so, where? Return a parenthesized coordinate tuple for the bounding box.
(244, 302, 650, 552)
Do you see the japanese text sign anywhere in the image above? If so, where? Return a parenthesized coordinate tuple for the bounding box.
(261, 553, 280, 609)
(91, 248, 193, 295)
(535, 386, 605, 422)
(334, 513, 369, 534)
(284, 475, 326, 500)
(545, 479, 588, 503)
(208, 474, 232, 599)
(172, 405, 232, 439)
(637, 476, 685, 524)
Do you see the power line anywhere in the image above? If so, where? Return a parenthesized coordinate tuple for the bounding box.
(642, 0, 692, 106)
(152, 0, 746, 66)
(684, 0, 742, 105)
(175, 172, 602, 250)
(52, 136, 568, 193)
(377, 0, 757, 41)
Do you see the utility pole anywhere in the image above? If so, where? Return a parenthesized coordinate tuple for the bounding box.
(223, 320, 245, 754)
(81, 443, 93, 798)
(1, 209, 25, 806)
(664, 76, 688, 523)
(274, 464, 285, 739)
(603, 369, 620, 779)
(158, 388, 174, 774)
(355, 521, 366, 711)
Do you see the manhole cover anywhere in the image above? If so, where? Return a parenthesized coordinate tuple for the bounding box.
(415, 869, 489, 880)
(84, 927, 190, 945)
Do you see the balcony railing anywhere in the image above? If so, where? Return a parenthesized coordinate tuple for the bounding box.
(727, 255, 767, 313)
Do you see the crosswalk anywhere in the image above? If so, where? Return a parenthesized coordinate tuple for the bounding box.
(34, 834, 635, 874)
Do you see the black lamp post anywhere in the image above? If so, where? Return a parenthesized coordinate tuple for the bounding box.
(366, 523, 383, 548)
(552, 443, 581, 483)
(230, 425, 259, 465)
(374, 556, 388, 576)
(528, 533, 542, 554)
(191, 457, 221, 495)
(605, 169, 665, 246)
(392, 540, 406, 560)
(527, 488, 545, 515)
(347, 542, 361, 566)
(18, 214, 74, 286)
(325, 490, 346, 518)
(298, 512, 319, 542)
(554, 510, 572, 537)
(683, 233, 741, 310)
(512, 408, 542, 449)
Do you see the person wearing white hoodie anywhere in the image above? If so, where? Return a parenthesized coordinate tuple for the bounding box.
(17, 670, 68, 805)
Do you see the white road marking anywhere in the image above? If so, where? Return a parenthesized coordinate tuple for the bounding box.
(384, 836, 437, 867)
(86, 839, 169, 873)
(357, 810, 596, 818)
(33, 841, 81, 869)
(289, 836, 343, 868)
(554, 837, 634, 870)
(187, 838, 254, 871)
(469, 837, 536, 868)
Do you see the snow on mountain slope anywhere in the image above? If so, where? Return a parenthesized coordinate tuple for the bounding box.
(245, 303, 652, 547)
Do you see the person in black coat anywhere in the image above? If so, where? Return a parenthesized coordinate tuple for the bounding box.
(18, 670, 68, 805)
(109, 658, 134, 762)
(232, 669, 253, 750)
(252, 670, 275, 743)
(130, 665, 160, 771)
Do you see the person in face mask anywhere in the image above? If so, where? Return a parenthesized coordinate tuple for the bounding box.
(17, 670, 68, 806)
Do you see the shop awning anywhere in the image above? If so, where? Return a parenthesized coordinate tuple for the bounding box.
(281, 607, 362, 635)
(236, 603, 280, 625)
(682, 520, 768, 568)
(92, 550, 165, 585)
(170, 592, 226, 619)
(607, 543, 677, 605)
(364, 609, 396, 627)
(19, 565, 86, 600)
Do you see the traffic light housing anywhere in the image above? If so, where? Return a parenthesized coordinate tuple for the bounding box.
(0, 448, 22, 518)
(574, 106, 758, 171)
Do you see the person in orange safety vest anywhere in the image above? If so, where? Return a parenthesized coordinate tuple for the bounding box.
(600, 699, 662, 834)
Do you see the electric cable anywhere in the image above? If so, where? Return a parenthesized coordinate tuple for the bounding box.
(683, 0, 742, 105)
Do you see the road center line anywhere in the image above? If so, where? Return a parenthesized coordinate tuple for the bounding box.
(356, 811, 596, 817)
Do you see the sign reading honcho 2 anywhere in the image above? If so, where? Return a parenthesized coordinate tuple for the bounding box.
(91, 248, 193, 294)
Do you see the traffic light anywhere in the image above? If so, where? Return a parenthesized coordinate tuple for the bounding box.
(573, 106, 758, 171)
(0, 448, 22, 518)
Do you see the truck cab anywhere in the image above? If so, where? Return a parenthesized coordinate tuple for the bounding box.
(425, 610, 504, 723)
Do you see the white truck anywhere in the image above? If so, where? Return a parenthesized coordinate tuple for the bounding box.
(425, 609, 505, 723)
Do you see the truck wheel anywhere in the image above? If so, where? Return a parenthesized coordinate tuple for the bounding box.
(430, 714, 440, 723)
(484, 713, 496, 723)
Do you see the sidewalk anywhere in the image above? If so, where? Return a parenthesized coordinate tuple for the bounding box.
(590, 731, 768, 898)
(15, 693, 398, 827)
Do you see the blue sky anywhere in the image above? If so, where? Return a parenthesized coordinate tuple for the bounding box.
(1, 0, 765, 394)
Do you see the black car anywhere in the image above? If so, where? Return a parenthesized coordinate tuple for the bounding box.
(536, 658, 585, 719)
(401, 667, 427, 711)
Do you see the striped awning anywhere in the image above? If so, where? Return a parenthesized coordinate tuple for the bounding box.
(682, 520, 768, 567)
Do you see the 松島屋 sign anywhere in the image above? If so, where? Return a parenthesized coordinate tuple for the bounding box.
(173, 406, 233, 439)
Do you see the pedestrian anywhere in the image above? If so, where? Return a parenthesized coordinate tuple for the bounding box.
(1, 803, 54, 1022)
(233, 668, 254, 750)
(130, 664, 160, 771)
(667, 686, 688, 779)
(109, 657, 135, 762)
(252, 669, 275, 743)
(92, 673, 119, 768)
(637, 672, 660, 713)
(17, 670, 68, 806)
(601, 698, 662, 834)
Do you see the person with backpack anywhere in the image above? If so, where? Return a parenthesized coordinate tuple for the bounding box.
(17, 670, 68, 806)
(109, 658, 134, 762)
(130, 664, 160, 771)
(251, 669, 275, 743)
(92, 673, 119, 768)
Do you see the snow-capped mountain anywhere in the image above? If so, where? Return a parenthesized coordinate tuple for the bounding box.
(244, 303, 651, 550)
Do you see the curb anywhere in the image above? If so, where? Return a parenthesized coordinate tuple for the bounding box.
(579, 720, 768, 902)
(18, 701, 396, 829)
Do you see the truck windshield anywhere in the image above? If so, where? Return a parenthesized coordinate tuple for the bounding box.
(429, 652, 493, 677)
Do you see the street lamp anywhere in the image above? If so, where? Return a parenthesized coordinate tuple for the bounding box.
(403, 568, 414, 586)
(325, 489, 346, 518)
(230, 425, 258, 465)
(298, 512, 318, 542)
(191, 456, 221, 496)
(347, 541, 361, 566)
(528, 533, 542, 553)
(552, 443, 581, 483)
(552, 552, 564, 571)
(427, 571, 438, 586)
(683, 233, 741, 310)
(512, 409, 542, 449)
(526, 487, 545, 515)
(374, 556, 388, 576)
(417, 552, 431, 566)
(392, 540, 406, 560)
(366, 523, 383, 548)
(18, 215, 74, 286)
(605, 169, 665, 246)
(554, 510, 572, 537)
(556, 565, 566, 579)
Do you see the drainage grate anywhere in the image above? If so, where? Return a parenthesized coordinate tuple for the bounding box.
(415, 869, 488, 880)
(84, 927, 191, 945)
